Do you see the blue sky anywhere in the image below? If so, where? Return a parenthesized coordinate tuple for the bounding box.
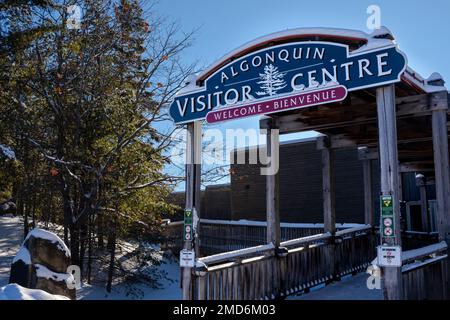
(156, 0, 450, 134)
(155, 0, 450, 188)
(156, 0, 450, 85)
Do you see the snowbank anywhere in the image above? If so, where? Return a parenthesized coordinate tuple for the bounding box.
(0, 283, 69, 300)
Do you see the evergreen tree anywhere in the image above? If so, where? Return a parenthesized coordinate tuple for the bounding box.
(256, 64, 287, 96)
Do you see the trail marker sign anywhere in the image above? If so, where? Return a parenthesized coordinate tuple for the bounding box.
(377, 246, 401, 267)
(183, 209, 194, 241)
(183, 209, 193, 241)
(380, 195, 396, 243)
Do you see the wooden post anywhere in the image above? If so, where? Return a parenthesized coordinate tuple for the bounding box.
(182, 121, 202, 300)
(265, 117, 285, 297)
(376, 84, 403, 300)
(320, 136, 337, 281)
(431, 91, 450, 297)
(415, 174, 429, 232)
(362, 159, 374, 226)
(266, 117, 280, 247)
(193, 122, 202, 258)
(431, 92, 450, 241)
(321, 139, 336, 235)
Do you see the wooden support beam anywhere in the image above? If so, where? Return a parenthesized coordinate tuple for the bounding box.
(431, 91, 450, 298)
(182, 121, 202, 300)
(261, 93, 435, 134)
(363, 158, 374, 226)
(376, 84, 403, 300)
(320, 136, 337, 281)
(432, 92, 450, 239)
(321, 138, 336, 234)
(327, 134, 435, 150)
(265, 118, 286, 298)
(399, 161, 435, 173)
(358, 147, 378, 160)
(266, 117, 280, 247)
(415, 174, 430, 232)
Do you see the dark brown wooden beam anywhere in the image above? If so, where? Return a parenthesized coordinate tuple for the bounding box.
(261, 93, 433, 134)
(399, 161, 435, 173)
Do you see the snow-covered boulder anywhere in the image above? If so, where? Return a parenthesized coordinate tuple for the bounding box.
(0, 283, 69, 300)
(9, 228, 76, 299)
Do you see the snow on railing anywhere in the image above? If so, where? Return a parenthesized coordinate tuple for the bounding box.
(335, 224, 372, 237)
(200, 218, 364, 229)
(164, 218, 366, 230)
(402, 241, 447, 262)
(198, 243, 275, 266)
(280, 232, 331, 248)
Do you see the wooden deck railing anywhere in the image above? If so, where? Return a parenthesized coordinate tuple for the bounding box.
(163, 218, 365, 255)
(191, 225, 375, 300)
(199, 220, 326, 254)
(401, 241, 448, 300)
(335, 225, 377, 276)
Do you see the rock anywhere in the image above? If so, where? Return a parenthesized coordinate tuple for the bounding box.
(8, 259, 33, 286)
(0, 200, 16, 215)
(9, 228, 76, 299)
(34, 264, 76, 299)
(25, 231, 71, 273)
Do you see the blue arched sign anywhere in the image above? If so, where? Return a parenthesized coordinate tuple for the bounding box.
(169, 41, 407, 124)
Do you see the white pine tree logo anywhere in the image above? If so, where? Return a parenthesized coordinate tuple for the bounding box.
(256, 64, 287, 96)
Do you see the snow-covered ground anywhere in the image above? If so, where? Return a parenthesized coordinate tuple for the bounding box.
(77, 262, 181, 300)
(0, 216, 23, 288)
(1, 214, 381, 300)
(0, 215, 181, 300)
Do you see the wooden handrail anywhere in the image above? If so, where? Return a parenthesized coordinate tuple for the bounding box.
(335, 224, 372, 237)
(203, 255, 270, 273)
(402, 254, 448, 273)
(197, 225, 372, 266)
(402, 241, 448, 263)
(280, 232, 331, 247)
(198, 243, 275, 265)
